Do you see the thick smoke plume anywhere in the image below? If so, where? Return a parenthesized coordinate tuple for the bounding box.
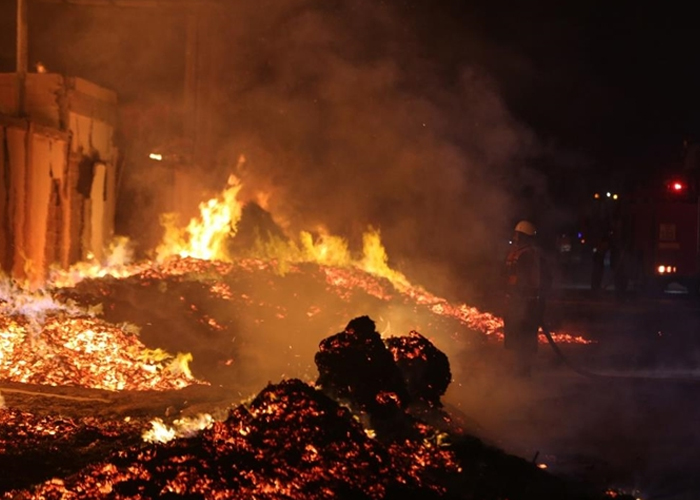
(21, 0, 540, 299)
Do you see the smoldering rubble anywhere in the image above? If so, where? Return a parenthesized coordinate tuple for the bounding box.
(1, 314, 617, 500)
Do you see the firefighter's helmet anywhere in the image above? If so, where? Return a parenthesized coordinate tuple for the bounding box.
(514, 220, 537, 236)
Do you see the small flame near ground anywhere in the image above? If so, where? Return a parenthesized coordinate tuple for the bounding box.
(143, 413, 215, 444)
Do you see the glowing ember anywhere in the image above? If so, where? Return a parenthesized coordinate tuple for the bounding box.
(0, 314, 200, 391)
(0, 280, 201, 391)
(8, 380, 462, 499)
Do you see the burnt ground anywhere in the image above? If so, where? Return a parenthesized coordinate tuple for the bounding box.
(2, 259, 691, 498)
(451, 288, 700, 500)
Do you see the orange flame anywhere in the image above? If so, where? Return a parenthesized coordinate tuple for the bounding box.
(157, 175, 244, 262)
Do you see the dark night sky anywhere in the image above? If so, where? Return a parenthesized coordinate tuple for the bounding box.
(420, 1, 700, 166)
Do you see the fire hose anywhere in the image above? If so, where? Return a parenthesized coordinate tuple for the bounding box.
(540, 322, 700, 383)
(539, 323, 604, 380)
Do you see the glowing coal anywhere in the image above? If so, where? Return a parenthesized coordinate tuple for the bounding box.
(315, 316, 410, 434)
(386, 330, 452, 409)
(7, 379, 461, 499)
(1, 317, 610, 499)
(0, 282, 200, 392)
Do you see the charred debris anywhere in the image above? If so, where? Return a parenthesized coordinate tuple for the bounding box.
(0, 310, 627, 499)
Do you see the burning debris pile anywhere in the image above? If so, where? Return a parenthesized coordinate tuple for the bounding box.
(0, 282, 199, 392)
(0, 176, 608, 498)
(6, 379, 459, 499)
(2, 316, 612, 499)
(5, 174, 587, 397)
(54, 255, 495, 391)
(0, 409, 144, 493)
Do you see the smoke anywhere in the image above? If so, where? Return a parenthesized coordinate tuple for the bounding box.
(206, 0, 538, 300)
(21, 0, 549, 300)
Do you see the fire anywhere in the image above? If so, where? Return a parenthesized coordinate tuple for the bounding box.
(48, 173, 588, 346)
(156, 174, 244, 262)
(0, 280, 202, 391)
(0, 175, 590, 396)
(49, 236, 147, 288)
(0, 313, 200, 391)
(143, 413, 214, 444)
(359, 229, 411, 290)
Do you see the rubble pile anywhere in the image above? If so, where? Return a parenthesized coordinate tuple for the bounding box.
(0, 315, 622, 499)
(7, 380, 461, 499)
(0, 408, 143, 492)
(386, 330, 452, 409)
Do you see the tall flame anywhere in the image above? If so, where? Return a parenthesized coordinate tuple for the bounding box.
(149, 177, 588, 344)
(157, 175, 244, 262)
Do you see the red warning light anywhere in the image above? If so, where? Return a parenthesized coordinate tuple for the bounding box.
(668, 180, 685, 193)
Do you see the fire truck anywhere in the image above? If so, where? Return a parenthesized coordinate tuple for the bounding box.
(626, 168, 700, 295)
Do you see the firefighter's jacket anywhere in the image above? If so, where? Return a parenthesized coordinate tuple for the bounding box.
(505, 243, 544, 301)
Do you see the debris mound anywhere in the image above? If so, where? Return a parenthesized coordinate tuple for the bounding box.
(9, 379, 460, 499)
(386, 330, 452, 409)
(2, 314, 615, 500)
(315, 316, 410, 430)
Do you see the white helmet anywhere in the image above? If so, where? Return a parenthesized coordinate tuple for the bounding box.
(514, 220, 537, 236)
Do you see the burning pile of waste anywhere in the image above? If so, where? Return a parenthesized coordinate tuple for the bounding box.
(7, 379, 456, 499)
(0, 174, 585, 398)
(0, 281, 200, 392)
(2, 316, 612, 500)
(54, 256, 416, 390)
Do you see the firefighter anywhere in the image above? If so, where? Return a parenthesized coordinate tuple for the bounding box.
(503, 220, 548, 377)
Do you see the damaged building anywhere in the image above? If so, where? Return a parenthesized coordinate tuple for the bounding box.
(0, 72, 118, 284)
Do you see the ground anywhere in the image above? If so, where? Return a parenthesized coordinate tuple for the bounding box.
(1, 257, 699, 498)
(450, 287, 700, 499)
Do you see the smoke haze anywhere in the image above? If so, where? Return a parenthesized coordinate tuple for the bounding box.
(4, 0, 556, 300)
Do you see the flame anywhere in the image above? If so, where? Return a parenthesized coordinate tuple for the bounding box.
(49, 236, 147, 288)
(359, 229, 411, 290)
(156, 175, 244, 262)
(132, 176, 591, 344)
(144, 175, 586, 344)
(0, 176, 590, 396)
(143, 413, 214, 444)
